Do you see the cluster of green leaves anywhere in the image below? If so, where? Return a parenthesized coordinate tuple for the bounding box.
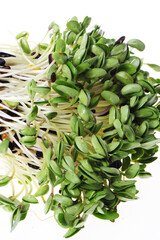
(1, 16, 160, 238)
(0, 194, 30, 231)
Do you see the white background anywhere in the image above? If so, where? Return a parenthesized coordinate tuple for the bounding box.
(0, 0, 160, 239)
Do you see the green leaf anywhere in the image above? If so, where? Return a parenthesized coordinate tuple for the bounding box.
(78, 103, 93, 122)
(138, 156, 157, 164)
(49, 160, 63, 177)
(111, 180, 136, 191)
(125, 163, 140, 179)
(109, 105, 119, 125)
(113, 119, 124, 138)
(102, 80, 113, 91)
(34, 185, 49, 197)
(34, 99, 48, 105)
(20, 203, 30, 221)
(121, 141, 141, 150)
(111, 43, 126, 55)
(44, 195, 54, 214)
(91, 135, 108, 156)
(80, 33, 88, 49)
(66, 187, 81, 198)
(101, 91, 120, 105)
(66, 20, 81, 33)
(47, 64, 56, 79)
(120, 105, 130, 123)
(124, 125, 135, 142)
(141, 139, 160, 149)
(82, 16, 91, 29)
(128, 39, 145, 51)
(50, 97, 69, 104)
(100, 166, 120, 177)
(66, 202, 83, 216)
(80, 159, 93, 172)
(107, 142, 120, 153)
(22, 194, 38, 204)
(53, 52, 67, 64)
(147, 63, 160, 72)
(70, 114, 78, 132)
(46, 147, 53, 164)
(126, 56, 141, 70)
(118, 63, 137, 74)
(73, 48, 86, 66)
(121, 83, 142, 95)
(115, 71, 133, 84)
(5, 101, 19, 108)
(19, 127, 36, 136)
(54, 85, 79, 97)
(16, 31, 29, 40)
(93, 208, 119, 220)
(132, 149, 144, 160)
(130, 96, 138, 108)
(136, 95, 149, 110)
(20, 38, 31, 54)
(104, 57, 119, 69)
(74, 136, 88, 154)
(0, 139, 9, 153)
(138, 171, 152, 178)
(36, 169, 48, 185)
(55, 39, 66, 53)
(84, 202, 99, 215)
(85, 68, 106, 78)
(0, 194, 16, 206)
(64, 228, 81, 238)
(67, 61, 77, 76)
(135, 107, 158, 119)
(62, 64, 72, 80)
(32, 86, 51, 96)
(27, 79, 36, 98)
(66, 31, 77, 45)
(92, 188, 115, 201)
(65, 170, 81, 184)
(27, 105, 38, 122)
(0, 176, 11, 187)
(20, 136, 36, 147)
(77, 62, 90, 74)
(56, 140, 65, 165)
(117, 185, 138, 200)
(62, 156, 75, 172)
(79, 89, 91, 107)
(50, 22, 59, 33)
(74, 118, 84, 136)
(138, 80, 155, 94)
(87, 154, 104, 161)
(54, 194, 73, 208)
(11, 207, 21, 231)
(39, 43, 48, 50)
(90, 45, 105, 56)
(54, 207, 69, 228)
(46, 112, 57, 120)
(78, 165, 103, 183)
(48, 170, 56, 187)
